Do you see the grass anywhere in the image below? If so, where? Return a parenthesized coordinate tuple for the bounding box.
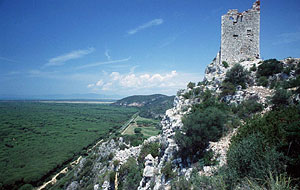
(122, 116, 160, 138)
(0, 101, 138, 189)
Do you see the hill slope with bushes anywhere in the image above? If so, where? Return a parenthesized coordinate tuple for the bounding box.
(112, 94, 175, 119)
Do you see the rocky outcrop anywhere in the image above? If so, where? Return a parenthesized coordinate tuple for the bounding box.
(204, 58, 262, 92)
(223, 85, 273, 105)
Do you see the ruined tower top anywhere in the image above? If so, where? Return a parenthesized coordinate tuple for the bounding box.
(220, 0, 260, 64)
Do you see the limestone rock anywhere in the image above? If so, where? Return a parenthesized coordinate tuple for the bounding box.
(66, 181, 79, 190)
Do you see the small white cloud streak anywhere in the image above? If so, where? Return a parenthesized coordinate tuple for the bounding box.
(76, 57, 131, 69)
(105, 50, 111, 61)
(159, 35, 178, 48)
(45, 47, 95, 67)
(0, 56, 18, 63)
(128, 19, 164, 35)
(273, 31, 300, 45)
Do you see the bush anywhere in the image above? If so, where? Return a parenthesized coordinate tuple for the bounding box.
(187, 82, 196, 89)
(220, 82, 236, 97)
(109, 171, 116, 184)
(257, 76, 268, 87)
(182, 91, 193, 99)
(230, 106, 300, 181)
(227, 133, 285, 180)
(250, 64, 257, 72)
(191, 173, 227, 190)
(284, 76, 300, 89)
(19, 184, 34, 190)
(271, 88, 292, 109)
(161, 162, 175, 181)
(222, 61, 229, 68)
(171, 176, 191, 190)
(231, 99, 263, 120)
(138, 142, 160, 163)
(175, 106, 227, 159)
(236, 173, 298, 190)
(118, 157, 142, 190)
(257, 59, 283, 77)
(122, 134, 144, 146)
(224, 64, 249, 88)
(134, 127, 142, 134)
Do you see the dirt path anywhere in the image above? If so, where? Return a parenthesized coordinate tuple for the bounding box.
(36, 156, 82, 190)
(120, 113, 139, 135)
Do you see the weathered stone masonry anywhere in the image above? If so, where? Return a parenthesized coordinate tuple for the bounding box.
(220, 0, 260, 64)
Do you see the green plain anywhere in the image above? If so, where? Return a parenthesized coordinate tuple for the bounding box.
(122, 116, 160, 138)
(0, 101, 138, 189)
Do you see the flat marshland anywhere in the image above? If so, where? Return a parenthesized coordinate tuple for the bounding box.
(0, 101, 138, 189)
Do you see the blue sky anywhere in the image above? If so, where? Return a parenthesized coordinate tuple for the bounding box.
(1, 0, 300, 98)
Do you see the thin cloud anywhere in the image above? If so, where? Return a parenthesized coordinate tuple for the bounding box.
(273, 31, 300, 45)
(76, 57, 131, 69)
(128, 19, 164, 35)
(105, 50, 111, 61)
(0, 56, 18, 63)
(159, 34, 179, 48)
(45, 47, 95, 67)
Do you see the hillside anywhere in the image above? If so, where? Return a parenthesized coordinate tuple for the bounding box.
(112, 94, 175, 119)
(48, 57, 300, 190)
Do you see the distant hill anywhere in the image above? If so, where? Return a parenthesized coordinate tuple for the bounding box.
(112, 94, 175, 119)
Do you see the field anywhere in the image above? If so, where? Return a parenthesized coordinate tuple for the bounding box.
(0, 101, 138, 189)
(122, 116, 160, 138)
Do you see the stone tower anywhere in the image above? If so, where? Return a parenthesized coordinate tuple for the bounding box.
(220, 0, 260, 64)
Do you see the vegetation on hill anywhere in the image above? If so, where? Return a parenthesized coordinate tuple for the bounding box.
(172, 58, 300, 189)
(175, 91, 229, 161)
(112, 94, 175, 119)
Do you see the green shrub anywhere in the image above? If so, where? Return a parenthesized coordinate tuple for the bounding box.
(171, 176, 191, 190)
(187, 82, 196, 89)
(118, 157, 142, 190)
(19, 184, 34, 190)
(193, 87, 202, 96)
(283, 67, 292, 75)
(122, 134, 144, 146)
(161, 162, 175, 181)
(109, 171, 116, 184)
(222, 61, 229, 68)
(220, 82, 236, 97)
(250, 64, 257, 72)
(224, 64, 249, 88)
(271, 88, 292, 109)
(134, 127, 142, 134)
(230, 106, 300, 180)
(237, 173, 298, 190)
(175, 106, 227, 159)
(257, 59, 283, 77)
(284, 76, 300, 89)
(191, 173, 227, 190)
(227, 133, 285, 180)
(231, 99, 263, 120)
(257, 76, 269, 87)
(138, 142, 160, 163)
(182, 91, 193, 99)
